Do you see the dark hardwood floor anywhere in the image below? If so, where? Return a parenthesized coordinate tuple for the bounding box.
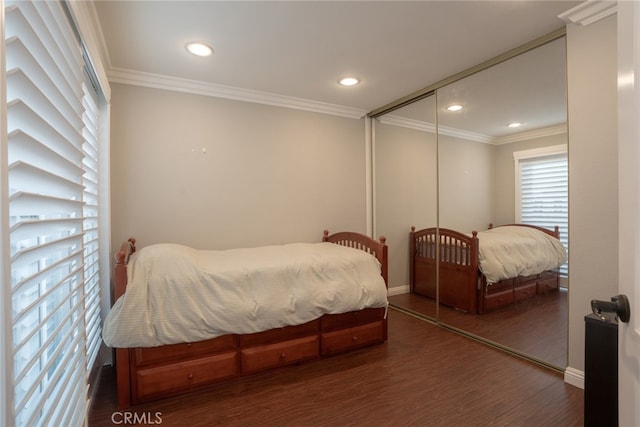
(89, 308, 583, 426)
(389, 289, 568, 368)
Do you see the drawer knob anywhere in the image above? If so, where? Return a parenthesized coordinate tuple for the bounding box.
(352, 336, 359, 342)
(188, 373, 193, 380)
(186, 343, 193, 348)
(280, 353, 287, 360)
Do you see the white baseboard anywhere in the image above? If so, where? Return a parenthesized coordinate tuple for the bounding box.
(387, 285, 409, 296)
(564, 366, 584, 389)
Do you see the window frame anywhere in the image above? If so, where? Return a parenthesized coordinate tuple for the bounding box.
(1, 2, 15, 426)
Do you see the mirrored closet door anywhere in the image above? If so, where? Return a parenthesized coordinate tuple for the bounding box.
(436, 36, 568, 369)
(380, 31, 569, 370)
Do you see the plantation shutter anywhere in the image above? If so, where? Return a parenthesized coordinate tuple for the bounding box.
(515, 147, 568, 276)
(82, 78, 102, 372)
(5, 0, 104, 425)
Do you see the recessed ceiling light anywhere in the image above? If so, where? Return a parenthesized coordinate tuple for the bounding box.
(338, 77, 360, 87)
(508, 122, 523, 128)
(446, 104, 463, 112)
(186, 42, 214, 57)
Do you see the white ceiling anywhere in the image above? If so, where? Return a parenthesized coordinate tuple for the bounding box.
(92, 1, 580, 134)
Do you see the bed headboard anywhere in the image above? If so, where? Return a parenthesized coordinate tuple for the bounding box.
(322, 230, 388, 286)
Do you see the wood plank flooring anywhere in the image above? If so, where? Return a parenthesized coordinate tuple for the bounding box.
(88, 308, 583, 426)
(389, 289, 568, 368)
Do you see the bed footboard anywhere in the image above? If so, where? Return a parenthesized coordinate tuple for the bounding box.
(410, 226, 479, 314)
(323, 230, 388, 285)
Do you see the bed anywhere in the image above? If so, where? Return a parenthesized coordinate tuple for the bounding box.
(106, 230, 388, 409)
(409, 224, 567, 314)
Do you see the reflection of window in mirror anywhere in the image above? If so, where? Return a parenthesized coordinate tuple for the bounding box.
(514, 145, 568, 277)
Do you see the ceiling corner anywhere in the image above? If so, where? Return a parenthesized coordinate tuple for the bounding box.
(558, 1, 617, 26)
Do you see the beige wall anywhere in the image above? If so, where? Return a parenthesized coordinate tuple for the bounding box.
(374, 122, 437, 288)
(438, 134, 494, 232)
(110, 84, 367, 252)
(566, 14, 618, 372)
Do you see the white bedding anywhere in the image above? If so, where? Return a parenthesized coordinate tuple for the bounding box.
(477, 226, 567, 284)
(102, 242, 388, 348)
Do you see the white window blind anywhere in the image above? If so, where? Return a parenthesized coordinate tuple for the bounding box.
(4, 0, 104, 425)
(515, 146, 568, 276)
(82, 78, 101, 372)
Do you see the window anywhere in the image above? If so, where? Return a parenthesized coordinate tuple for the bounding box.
(82, 77, 102, 373)
(514, 145, 568, 276)
(3, 0, 106, 425)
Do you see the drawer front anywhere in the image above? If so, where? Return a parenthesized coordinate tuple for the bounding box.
(514, 274, 537, 286)
(321, 308, 385, 332)
(537, 275, 559, 294)
(240, 319, 319, 347)
(483, 289, 514, 311)
(135, 351, 239, 401)
(538, 270, 558, 281)
(514, 283, 537, 302)
(485, 279, 512, 295)
(240, 335, 319, 374)
(134, 335, 237, 367)
(320, 321, 384, 355)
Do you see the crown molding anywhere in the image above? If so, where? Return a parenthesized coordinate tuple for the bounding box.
(107, 67, 367, 120)
(377, 115, 565, 145)
(378, 115, 493, 144)
(378, 115, 436, 133)
(439, 125, 494, 145)
(493, 124, 567, 145)
(558, 1, 617, 26)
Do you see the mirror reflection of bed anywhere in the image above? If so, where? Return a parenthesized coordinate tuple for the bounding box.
(397, 223, 567, 367)
(375, 32, 569, 370)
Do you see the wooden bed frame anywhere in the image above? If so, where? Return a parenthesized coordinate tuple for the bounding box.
(409, 224, 561, 315)
(112, 230, 388, 409)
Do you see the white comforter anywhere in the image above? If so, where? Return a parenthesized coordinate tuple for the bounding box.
(103, 242, 388, 348)
(477, 226, 567, 284)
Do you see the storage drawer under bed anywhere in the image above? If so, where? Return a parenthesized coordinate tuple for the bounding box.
(134, 351, 239, 402)
(483, 289, 514, 311)
(320, 320, 385, 355)
(537, 271, 560, 293)
(240, 335, 320, 374)
(514, 282, 537, 302)
(321, 308, 385, 332)
(133, 334, 237, 367)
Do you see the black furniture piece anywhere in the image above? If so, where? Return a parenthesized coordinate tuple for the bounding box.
(584, 313, 618, 427)
(584, 294, 630, 427)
